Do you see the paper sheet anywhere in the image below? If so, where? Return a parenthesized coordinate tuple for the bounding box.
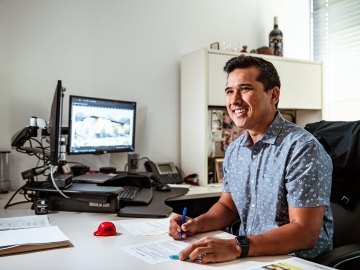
(119, 218, 169, 236)
(120, 238, 189, 264)
(119, 231, 232, 264)
(249, 257, 335, 270)
(0, 225, 70, 247)
(168, 184, 191, 188)
(0, 215, 50, 230)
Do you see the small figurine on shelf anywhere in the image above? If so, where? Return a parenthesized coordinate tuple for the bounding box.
(240, 45, 248, 53)
(210, 42, 220, 50)
(256, 46, 274, 55)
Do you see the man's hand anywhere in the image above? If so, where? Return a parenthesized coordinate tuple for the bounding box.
(168, 214, 198, 239)
(179, 236, 241, 263)
(168, 193, 238, 240)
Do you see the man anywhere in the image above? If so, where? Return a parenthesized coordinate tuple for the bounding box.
(169, 55, 333, 263)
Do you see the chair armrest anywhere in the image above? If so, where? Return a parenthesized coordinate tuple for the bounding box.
(311, 243, 360, 268)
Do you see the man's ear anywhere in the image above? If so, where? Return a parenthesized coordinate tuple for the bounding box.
(270, 87, 280, 105)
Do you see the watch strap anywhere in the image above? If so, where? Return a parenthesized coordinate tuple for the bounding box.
(235, 235, 250, 258)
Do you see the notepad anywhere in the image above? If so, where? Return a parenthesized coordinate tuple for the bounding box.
(0, 225, 71, 256)
(0, 215, 71, 256)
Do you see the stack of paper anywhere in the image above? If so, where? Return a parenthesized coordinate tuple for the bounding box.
(0, 215, 71, 256)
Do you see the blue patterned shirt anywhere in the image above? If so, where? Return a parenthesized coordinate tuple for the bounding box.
(223, 112, 333, 258)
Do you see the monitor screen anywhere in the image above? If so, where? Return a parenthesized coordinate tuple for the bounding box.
(49, 80, 65, 166)
(67, 95, 136, 155)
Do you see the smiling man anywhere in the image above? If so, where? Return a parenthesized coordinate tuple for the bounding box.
(169, 55, 333, 263)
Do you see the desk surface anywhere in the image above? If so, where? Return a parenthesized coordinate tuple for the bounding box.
(168, 184, 222, 201)
(0, 191, 333, 270)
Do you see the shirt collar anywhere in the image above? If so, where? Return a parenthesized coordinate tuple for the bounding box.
(239, 111, 286, 146)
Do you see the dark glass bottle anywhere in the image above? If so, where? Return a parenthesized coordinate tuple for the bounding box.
(269, 16, 283, 56)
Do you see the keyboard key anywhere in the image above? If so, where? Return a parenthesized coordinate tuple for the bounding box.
(118, 186, 138, 200)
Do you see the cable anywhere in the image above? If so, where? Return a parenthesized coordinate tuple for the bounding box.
(3, 184, 32, 209)
(49, 165, 70, 199)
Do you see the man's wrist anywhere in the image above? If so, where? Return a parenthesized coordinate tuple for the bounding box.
(235, 235, 250, 258)
(233, 238, 242, 258)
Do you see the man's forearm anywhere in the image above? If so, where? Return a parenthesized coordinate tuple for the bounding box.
(194, 201, 238, 233)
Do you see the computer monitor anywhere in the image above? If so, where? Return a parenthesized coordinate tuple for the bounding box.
(67, 95, 136, 155)
(49, 80, 65, 166)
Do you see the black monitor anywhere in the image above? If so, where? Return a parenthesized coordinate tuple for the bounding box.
(67, 95, 136, 155)
(49, 80, 65, 166)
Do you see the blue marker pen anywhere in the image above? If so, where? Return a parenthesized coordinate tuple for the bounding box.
(169, 254, 201, 260)
(179, 206, 187, 237)
(169, 254, 181, 260)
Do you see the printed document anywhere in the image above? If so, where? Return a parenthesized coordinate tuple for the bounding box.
(120, 231, 232, 264)
(120, 238, 189, 264)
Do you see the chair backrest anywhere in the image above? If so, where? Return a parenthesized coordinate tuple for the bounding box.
(305, 120, 360, 211)
(304, 120, 360, 248)
(305, 120, 360, 249)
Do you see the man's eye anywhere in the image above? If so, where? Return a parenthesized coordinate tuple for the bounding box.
(225, 89, 233, 95)
(241, 87, 252, 91)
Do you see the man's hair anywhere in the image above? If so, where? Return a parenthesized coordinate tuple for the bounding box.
(223, 55, 281, 92)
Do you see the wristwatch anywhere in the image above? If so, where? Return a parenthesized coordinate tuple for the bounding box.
(235, 235, 250, 258)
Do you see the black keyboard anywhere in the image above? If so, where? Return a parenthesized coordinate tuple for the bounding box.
(118, 186, 138, 200)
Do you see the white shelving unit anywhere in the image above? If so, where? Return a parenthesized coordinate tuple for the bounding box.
(180, 48, 323, 186)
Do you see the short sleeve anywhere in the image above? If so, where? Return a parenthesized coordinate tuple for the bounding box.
(285, 140, 333, 207)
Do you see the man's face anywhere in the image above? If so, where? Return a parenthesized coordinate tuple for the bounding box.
(225, 67, 279, 136)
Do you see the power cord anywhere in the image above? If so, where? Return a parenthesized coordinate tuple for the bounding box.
(49, 165, 70, 199)
(3, 184, 32, 209)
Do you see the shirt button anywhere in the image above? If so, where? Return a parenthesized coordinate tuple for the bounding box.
(252, 204, 256, 207)
(252, 155, 257, 158)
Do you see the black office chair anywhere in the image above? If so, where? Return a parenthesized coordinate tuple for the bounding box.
(305, 120, 360, 269)
(311, 202, 360, 269)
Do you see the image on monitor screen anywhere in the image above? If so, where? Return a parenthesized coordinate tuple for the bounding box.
(49, 80, 65, 166)
(67, 95, 136, 155)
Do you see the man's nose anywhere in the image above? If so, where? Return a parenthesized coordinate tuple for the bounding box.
(230, 90, 243, 103)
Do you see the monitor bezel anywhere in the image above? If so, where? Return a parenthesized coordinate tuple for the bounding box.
(49, 80, 65, 166)
(67, 95, 137, 155)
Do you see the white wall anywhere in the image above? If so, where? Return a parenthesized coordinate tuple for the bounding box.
(0, 0, 310, 190)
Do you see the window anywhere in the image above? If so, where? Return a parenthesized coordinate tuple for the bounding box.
(312, 0, 360, 120)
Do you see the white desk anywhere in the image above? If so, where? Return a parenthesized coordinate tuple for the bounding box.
(168, 184, 222, 201)
(0, 191, 334, 270)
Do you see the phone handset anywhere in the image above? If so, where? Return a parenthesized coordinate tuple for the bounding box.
(144, 160, 182, 184)
(144, 160, 161, 183)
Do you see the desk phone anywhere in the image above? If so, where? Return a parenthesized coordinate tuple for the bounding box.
(144, 160, 182, 184)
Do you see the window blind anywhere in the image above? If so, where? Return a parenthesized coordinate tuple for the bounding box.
(312, 0, 360, 120)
